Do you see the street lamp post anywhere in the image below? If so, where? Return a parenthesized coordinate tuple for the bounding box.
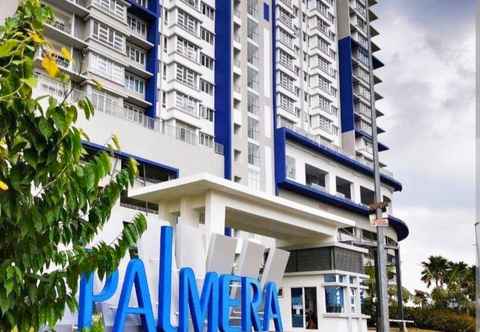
(364, 1, 390, 331)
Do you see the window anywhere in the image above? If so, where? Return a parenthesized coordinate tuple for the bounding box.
(134, 0, 147, 8)
(247, 117, 259, 140)
(291, 288, 304, 328)
(125, 73, 145, 96)
(248, 167, 261, 191)
(175, 91, 197, 115)
(177, 37, 198, 62)
(93, 0, 126, 20)
(201, 28, 214, 44)
(176, 64, 197, 88)
(305, 288, 318, 329)
(92, 21, 125, 51)
(350, 288, 357, 313)
(199, 132, 214, 147)
(305, 164, 327, 190)
(200, 106, 214, 121)
(178, 9, 198, 35)
(278, 93, 295, 114)
(200, 79, 214, 95)
(290, 287, 318, 329)
(248, 143, 260, 166)
(286, 155, 296, 179)
(200, 53, 214, 69)
(360, 186, 374, 206)
(126, 44, 146, 68)
(336, 176, 352, 200)
(124, 102, 153, 128)
(90, 90, 119, 114)
(90, 53, 124, 84)
(201, 2, 215, 19)
(325, 287, 344, 313)
(128, 14, 148, 39)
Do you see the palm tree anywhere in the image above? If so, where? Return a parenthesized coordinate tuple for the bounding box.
(445, 261, 469, 286)
(412, 290, 429, 308)
(420, 256, 449, 288)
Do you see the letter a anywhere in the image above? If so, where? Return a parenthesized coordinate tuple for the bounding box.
(113, 259, 155, 332)
(263, 282, 283, 332)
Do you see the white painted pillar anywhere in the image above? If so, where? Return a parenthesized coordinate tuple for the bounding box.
(326, 172, 336, 194)
(158, 202, 176, 226)
(353, 182, 361, 204)
(179, 196, 199, 227)
(204, 191, 226, 237)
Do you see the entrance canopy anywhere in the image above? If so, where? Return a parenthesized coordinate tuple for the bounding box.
(129, 174, 355, 244)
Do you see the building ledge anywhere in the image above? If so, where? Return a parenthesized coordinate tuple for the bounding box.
(276, 127, 401, 191)
(277, 179, 409, 241)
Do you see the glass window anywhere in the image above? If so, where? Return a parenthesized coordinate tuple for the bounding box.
(304, 287, 318, 329)
(291, 288, 304, 328)
(350, 288, 357, 313)
(324, 274, 336, 283)
(325, 286, 344, 313)
(286, 155, 296, 179)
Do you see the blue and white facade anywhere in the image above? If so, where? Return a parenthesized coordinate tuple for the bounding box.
(3, 0, 409, 330)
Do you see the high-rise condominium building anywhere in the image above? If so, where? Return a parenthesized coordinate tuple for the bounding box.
(3, 0, 409, 331)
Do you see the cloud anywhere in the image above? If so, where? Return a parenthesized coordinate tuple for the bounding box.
(373, 2, 475, 291)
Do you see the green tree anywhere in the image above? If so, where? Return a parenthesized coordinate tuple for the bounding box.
(412, 290, 429, 308)
(421, 255, 449, 288)
(0, 1, 147, 330)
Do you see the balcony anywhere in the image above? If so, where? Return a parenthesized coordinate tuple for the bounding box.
(43, 0, 89, 17)
(180, 0, 200, 11)
(247, 0, 258, 17)
(278, 0, 291, 8)
(174, 101, 199, 118)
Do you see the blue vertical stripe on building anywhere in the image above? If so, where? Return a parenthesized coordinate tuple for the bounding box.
(214, 0, 233, 180)
(338, 36, 354, 133)
(263, 3, 270, 21)
(127, 0, 160, 118)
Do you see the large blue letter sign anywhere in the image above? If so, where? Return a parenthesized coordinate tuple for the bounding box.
(241, 277, 262, 332)
(263, 282, 283, 332)
(78, 271, 118, 329)
(158, 226, 177, 332)
(113, 259, 156, 332)
(179, 268, 219, 332)
(76, 226, 285, 332)
(219, 275, 241, 332)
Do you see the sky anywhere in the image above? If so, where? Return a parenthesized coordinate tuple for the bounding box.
(373, 1, 476, 292)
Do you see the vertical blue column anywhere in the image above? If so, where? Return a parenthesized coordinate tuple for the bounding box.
(214, 0, 233, 180)
(338, 36, 355, 134)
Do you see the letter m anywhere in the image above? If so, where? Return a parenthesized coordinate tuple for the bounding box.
(179, 268, 219, 332)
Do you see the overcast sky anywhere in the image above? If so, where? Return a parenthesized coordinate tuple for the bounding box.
(373, 1, 476, 292)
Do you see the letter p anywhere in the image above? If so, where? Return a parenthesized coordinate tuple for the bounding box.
(77, 270, 119, 329)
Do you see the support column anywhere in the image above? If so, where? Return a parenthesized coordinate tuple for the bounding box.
(395, 248, 406, 332)
(204, 191, 226, 238)
(179, 196, 199, 227)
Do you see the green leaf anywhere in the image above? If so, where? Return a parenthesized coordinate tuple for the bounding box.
(5, 279, 14, 297)
(38, 118, 54, 138)
(20, 77, 38, 89)
(0, 39, 18, 57)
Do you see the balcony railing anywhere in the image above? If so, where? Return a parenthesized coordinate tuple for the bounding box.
(36, 80, 224, 154)
(180, 0, 199, 10)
